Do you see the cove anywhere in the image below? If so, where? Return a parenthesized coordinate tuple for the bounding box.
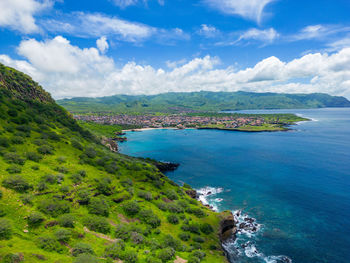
(119, 108, 350, 263)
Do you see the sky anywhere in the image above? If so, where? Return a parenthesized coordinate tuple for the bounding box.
(1, 0, 350, 99)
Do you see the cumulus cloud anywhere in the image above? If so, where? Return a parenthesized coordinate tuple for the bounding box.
(198, 24, 219, 38)
(96, 36, 109, 53)
(204, 0, 275, 23)
(1, 36, 350, 99)
(0, 0, 52, 33)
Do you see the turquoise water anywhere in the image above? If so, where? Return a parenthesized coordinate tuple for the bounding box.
(119, 108, 350, 263)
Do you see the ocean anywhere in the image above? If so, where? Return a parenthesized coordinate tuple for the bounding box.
(119, 108, 350, 263)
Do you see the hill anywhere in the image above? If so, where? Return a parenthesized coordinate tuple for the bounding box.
(0, 63, 228, 263)
(57, 91, 350, 114)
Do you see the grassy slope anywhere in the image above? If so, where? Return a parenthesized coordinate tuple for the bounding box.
(57, 91, 350, 114)
(0, 64, 227, 263)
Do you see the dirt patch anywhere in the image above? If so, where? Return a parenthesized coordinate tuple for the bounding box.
(118, 214, 139, 224)
(174, 256, 187, 263)
(84, 227, 119, 243)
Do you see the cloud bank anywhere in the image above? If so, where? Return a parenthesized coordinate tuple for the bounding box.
(1, 36, 350, 99)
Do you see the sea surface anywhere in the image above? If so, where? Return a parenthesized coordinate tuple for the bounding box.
(119, 108, 350, 263)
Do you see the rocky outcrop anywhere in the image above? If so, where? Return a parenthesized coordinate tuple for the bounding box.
(185, 189, 197, 199)
(101, 137, 118, 152)
(155, 162, 180, 172)
(219, 211, 237, 242)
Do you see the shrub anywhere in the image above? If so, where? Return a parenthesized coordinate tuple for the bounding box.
(0, 218, 12, 240)
(157, 248, 175, 262)
(11, 136, 24, 144)
(36, 181, 48, 192)
(76, 189, 91, 205)
(84, 215, 110, 234)
(37, 236, 63, 252)
(26, 151, 42, 162)
(121, 249, 138, 263)
(37, 145, 54, 155)
(123, 201, 140, 216)
(130, 231, 144, 244)
(1, 253, 23, 263)
(72, 243, 94, 257)
(27, 212, 45, 227)
(2, 175, 31, 192)
(167, 203, 184, 214)
(85, 147, 97, 158)
(88, 197, 109, 217)
(115, 224, 131, 240)
(188, 257, 201, 263)
(165, 189, 178, 200)
(0, 137, 9, 148)
(58, 214, 75, 228)
(20, 194, 33, 205)
(156, 202, 167, 211)
(186, 208, 206, 218)
(167, 214, 179, 225)
(162, 234, 181, 250)
(138, 209, 161, 228)
(137, 190, 153, 201)
(6, 165, 22, 174)
(200, 223, 214, 235)
(55, 228, 71, 242)
(104, 240, 125, 259)
(0, 208, 6, 217)
(0, 190, 2, 199)
(96, 178, 113, 196)
(42, 174, 58, 184)
(56, 166, 69, 174)
(71, 139, 83, 150)
(192, 251, 206, 260)
(181, 223, 200, 234)
(193, 236, 205, 243)
(70, 173, 83, 184)
(178, 232, 190, 241)
(3, 152, 25, 165)
(38, 199, 70, 217)
(74, 254, 99, 263)
(121, 178, 133, 187)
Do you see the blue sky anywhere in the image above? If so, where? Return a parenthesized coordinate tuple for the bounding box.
(1, 0, 350, 99)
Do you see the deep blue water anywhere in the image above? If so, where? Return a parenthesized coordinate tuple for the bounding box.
(119, 108, 350, 263)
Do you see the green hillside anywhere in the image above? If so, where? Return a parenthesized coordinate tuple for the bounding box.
(0, 63, 228, 263)
(57, 91, 350, 114)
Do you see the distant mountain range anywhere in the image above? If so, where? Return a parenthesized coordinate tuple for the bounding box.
(57, 91, 350, 113)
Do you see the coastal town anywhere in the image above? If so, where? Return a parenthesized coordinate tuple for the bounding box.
(74, 114, 287, 131)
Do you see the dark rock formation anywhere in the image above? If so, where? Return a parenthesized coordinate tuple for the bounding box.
(155, 162, 180, 172)
(185, 189, 198, 199)
(219, 211, 237, 242)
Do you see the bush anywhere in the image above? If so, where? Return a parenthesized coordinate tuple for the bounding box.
(115, 224, 131, 240)
(37, 236, 63, 252)
(167, 214, 179, 225)
(137, 191, 153, 201)
(167, 203, 184, 214)
(156, 202, 167, 211)
(84, 215, 110, 234)
(11, 136, 24, 144)
(0, 190, 2, 199)
(96, 178, 113, 196)
(58, 214, 75, 228)
(188, 257, 201, 263)
(123, 201, 140, 216)
(157, 248, 175, 262)
(76, 189, 91, 205)
(178, 232, 190, 241)
(104, 240, 125, 259)
(2, 175, 31, 192)
(138, 209, 161, 228)
(27, 212, 45, 227)
(42, 174, 58, 184)
(0, 137, 9, 148)
(55, 228, 71, 242)
(26, 151, 42, 162)
(85, 147, 97, 158)
(37, 181, 48, 192)
(3, 152, 25, 165)
(186, 208, 206, 218)
(20, 194, 33, 205)
(38, 199, 70, 217)
(6, 165, 22, 174)
(192, 251, 206, 260)
(200, 223, 214, 235)
(37, 145, 54, 155)
(193, 236, 205, 243)
(0, 218, 12, 240)
(1, 253, 24, 263)
(165, 189, 178, 200)
(72, 243, 94, 257)
(88, 197, 109, 217)
(74, 254, 99, 263)
(121, 249, 138, 263)
(70, 173, 83, 184)
(181, 223, 200, 234)
(130, 231, 144, 244)
(0, 208, 6, 217)
(162, 234, 181, 250)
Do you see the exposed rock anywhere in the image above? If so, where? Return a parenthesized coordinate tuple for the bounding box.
(219, 211, 236, 242)
(155, 162, 180, 172)
(101, 137, 118, 152)
(185, 189, 197, 199)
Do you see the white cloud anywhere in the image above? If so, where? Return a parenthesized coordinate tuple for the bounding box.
(204, 0, 275, 23)
(291, 24, 350, 41)
(238, 28, 279, 43)
(0, 0, 52, 33)
(96, 36, 109, 53)
(198, 24, 219, 38)
(112, 0, 164, 8)
(1, 36, 350, 99)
